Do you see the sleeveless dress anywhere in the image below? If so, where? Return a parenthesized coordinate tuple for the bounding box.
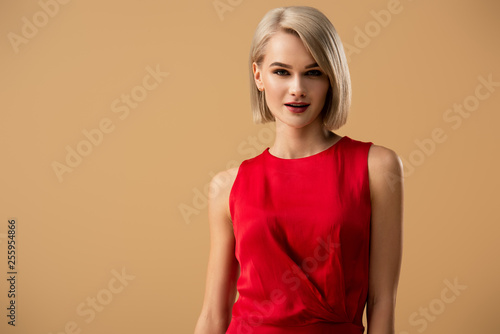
(226, 135, 374, 334)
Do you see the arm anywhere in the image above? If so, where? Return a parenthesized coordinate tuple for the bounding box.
(194, 168, 240, 334)
(366, 145, 404, 334)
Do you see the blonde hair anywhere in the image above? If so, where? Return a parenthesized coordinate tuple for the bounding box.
(249, 6, 351, 131)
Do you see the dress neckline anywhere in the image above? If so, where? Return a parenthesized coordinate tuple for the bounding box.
(264, 135, 348, 161)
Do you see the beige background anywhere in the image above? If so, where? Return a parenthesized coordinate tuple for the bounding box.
(0, 0, 499, 333)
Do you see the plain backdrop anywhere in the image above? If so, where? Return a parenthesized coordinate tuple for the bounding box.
(0, 0, 499, 333)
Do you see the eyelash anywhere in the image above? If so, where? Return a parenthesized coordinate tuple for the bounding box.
(273, 69, 323, 76)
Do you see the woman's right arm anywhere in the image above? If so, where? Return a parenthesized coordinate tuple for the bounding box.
(194, 168, 240, 334)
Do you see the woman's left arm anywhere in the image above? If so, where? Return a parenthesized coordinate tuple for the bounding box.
(366, 144, 404, 334)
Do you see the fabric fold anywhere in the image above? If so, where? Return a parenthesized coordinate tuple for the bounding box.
(227, 136, 373, 333)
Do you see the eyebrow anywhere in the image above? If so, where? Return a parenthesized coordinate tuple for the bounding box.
(269, 62, 319, 69)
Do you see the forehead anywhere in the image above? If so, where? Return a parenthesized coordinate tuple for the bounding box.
(263, 31, 315, 65)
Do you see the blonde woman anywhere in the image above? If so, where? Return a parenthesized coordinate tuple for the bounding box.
(195, 6, 403, 334)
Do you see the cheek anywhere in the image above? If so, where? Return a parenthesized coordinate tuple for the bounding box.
(264, 77, 286, 99)
(315, 81, 330, 100)
(264, 74, 284, 90)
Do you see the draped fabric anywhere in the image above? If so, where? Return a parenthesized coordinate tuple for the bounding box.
(226, 135, 374, 333)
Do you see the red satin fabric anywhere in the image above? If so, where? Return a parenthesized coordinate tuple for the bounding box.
(226, 135, 374, 333)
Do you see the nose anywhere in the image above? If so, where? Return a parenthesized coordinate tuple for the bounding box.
(289, 75, 306, 97)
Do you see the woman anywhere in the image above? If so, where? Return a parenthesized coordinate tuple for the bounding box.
(195, 6, 403, 334)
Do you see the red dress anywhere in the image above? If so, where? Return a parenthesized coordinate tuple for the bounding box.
(226, 135, 374, 333)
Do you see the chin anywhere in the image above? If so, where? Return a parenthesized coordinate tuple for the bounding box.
(283, 118, 316, 129)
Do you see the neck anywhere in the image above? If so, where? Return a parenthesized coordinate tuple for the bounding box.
(269, 117, 339, 159)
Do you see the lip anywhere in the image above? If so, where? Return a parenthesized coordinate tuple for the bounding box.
(284, 101, 310, 105)
(285, 102, 310, 113)
(285, 104, 309, 113)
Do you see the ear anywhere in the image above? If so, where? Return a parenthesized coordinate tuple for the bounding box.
(252, 62, 264, 90)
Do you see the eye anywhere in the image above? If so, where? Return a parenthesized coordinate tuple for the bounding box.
(273, 69, 289, 76)
(306, 70, 323, 76)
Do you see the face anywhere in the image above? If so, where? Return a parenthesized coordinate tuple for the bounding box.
(253, 31, 330, 129)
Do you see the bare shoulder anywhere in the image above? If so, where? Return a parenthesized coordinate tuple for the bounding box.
(209, 166, 241, 220)
(367, 144, 404, 199)
(210, 166, 240, 197)
(367, 144, 403, 174)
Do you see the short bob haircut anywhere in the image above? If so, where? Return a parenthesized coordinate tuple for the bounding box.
(249, 6, 351, 131)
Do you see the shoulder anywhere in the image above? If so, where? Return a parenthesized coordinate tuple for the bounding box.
(208, 152, 265, 197)
(343, 136, 402, 173)
(367, 143, 404, 200)
(209, 166, 240, 199)
(368, 144, 403, 174)
(208, 165, 242, 220)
